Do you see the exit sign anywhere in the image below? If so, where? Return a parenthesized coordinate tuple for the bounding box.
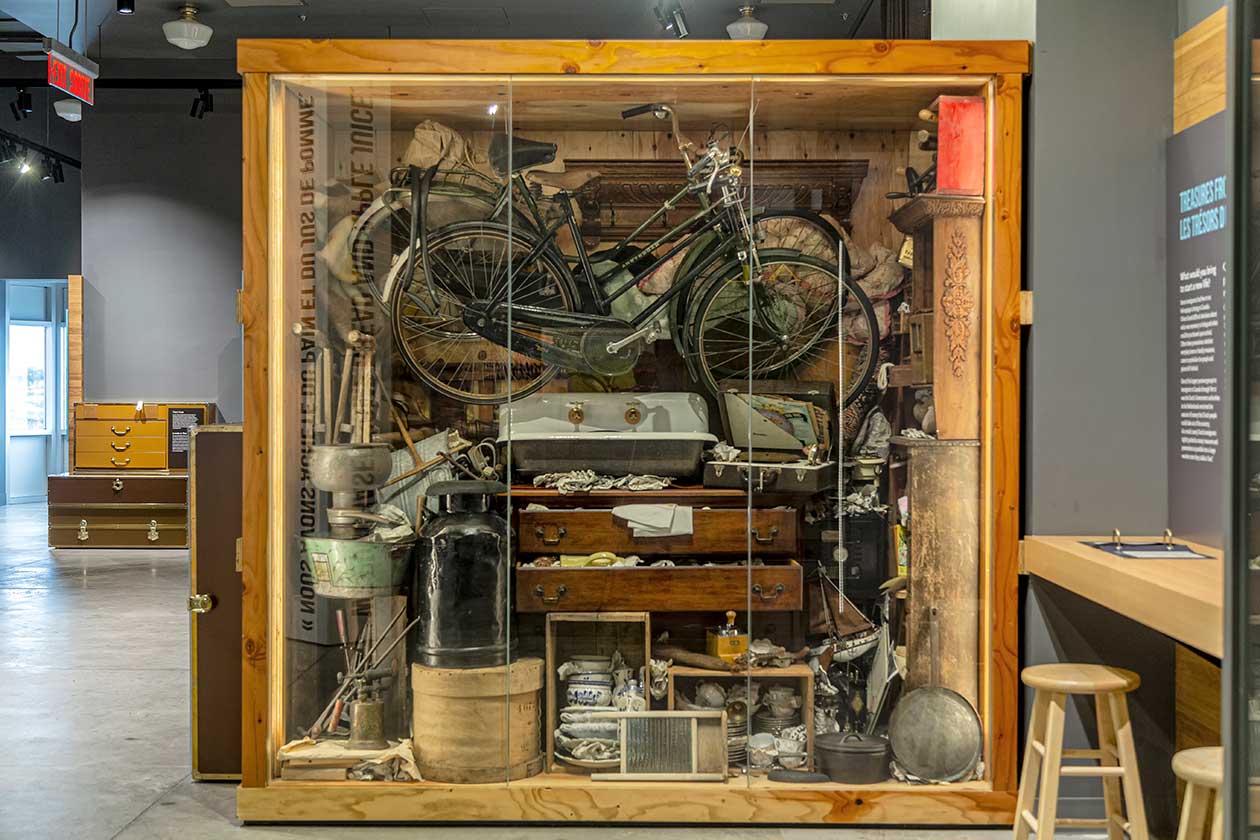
(42, 38, 98, 106)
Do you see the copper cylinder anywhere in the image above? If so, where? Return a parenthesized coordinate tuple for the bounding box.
(899, 437, 980, 712)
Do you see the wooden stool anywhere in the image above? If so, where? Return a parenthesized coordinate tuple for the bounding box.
(1173, 746, 1222, 840)
(1014, 664, 1147, 840)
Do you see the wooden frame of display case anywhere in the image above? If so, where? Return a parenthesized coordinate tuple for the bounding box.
(237, 38, 1028, 824)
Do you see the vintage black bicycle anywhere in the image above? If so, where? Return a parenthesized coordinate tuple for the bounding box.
(349, 104, 880, 406)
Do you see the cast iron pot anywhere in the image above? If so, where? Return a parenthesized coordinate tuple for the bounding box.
(814, 732, 892, 784)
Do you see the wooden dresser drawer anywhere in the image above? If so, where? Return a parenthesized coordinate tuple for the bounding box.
(516, 563, 803, 613)
(515, 508, 797, 555)
(49, 504, 188, 548)
(75, 451, 168, 470)
(48, 473, 187, 505)
(75, 435, 167, 457)
(77, 418, 168, 440)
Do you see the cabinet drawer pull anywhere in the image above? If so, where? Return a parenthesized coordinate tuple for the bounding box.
(112, 478, 124, 492)
(147, 520, 160, 542)
(535, 525, 567, 546)
(77, 519, 89, 541)
(111, 425, 131, 436)
(110, 456, 131, 467)
(751, 525, 780, 544)
(533, 584, 567, 605)
(751, 582, 785, 602)
(110, 440, 131, 452)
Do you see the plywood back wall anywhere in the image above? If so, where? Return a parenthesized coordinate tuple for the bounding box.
(390, 128, 917, 252)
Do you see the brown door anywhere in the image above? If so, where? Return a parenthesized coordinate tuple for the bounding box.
(189, 426, 243, 779)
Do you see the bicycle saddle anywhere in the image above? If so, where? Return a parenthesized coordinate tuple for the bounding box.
(488, 134, 558, 176)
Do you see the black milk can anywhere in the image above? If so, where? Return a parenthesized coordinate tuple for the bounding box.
(411, 480, 513, 668)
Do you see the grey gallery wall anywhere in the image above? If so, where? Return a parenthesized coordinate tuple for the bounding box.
(80, 88, 242, 422)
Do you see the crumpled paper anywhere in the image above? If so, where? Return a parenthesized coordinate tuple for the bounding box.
(277, 736, 421, 782)
(532, 470, 671, 495)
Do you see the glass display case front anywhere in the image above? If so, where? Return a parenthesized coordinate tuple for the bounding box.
(257, 63, 1003, 813)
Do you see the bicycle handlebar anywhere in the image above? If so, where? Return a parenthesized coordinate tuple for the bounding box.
(620, 104, 657, 119)
(620, 102, 695, 164)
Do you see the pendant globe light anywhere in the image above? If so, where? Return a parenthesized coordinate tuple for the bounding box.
(164, 3, 213, 50)
(726, 5, 768, 40)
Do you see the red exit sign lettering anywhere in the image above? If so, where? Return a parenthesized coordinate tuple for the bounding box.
(48, 55, 94, 105)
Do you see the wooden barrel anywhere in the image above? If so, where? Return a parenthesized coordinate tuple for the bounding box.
(411, 657, 544, 783)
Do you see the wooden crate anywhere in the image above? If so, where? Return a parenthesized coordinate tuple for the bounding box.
(545, 611, 651, 774)
(666, 664, 815, 771)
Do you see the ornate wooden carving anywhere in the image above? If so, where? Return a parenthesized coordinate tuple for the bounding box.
(887, 193, 983, 439)
(566, 159, 869, 241)
(940, 227, 974, 379)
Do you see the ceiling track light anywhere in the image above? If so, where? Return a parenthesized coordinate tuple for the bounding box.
(117, 0, 135, 13)
(164, 3, 213, 50)
(189, 87, 213, 119)
(0, 127, 80, 185)
(654, 2, 689, 38)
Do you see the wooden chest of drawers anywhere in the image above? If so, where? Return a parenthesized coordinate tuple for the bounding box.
(73, 402, 217, 471)
(48, 472, 189, 548)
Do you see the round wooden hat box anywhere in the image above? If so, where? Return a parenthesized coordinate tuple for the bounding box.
(411, 657, 545, 783)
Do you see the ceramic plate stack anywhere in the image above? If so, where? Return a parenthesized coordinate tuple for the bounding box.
(752, 709, 802, 737)
(726, 701, 748, 766)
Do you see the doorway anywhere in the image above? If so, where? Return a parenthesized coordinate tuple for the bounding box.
(3, 281, 69, 504)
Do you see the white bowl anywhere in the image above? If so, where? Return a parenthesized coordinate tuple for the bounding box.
(748, 733, 776, 750)
(567, 684, 613, 706)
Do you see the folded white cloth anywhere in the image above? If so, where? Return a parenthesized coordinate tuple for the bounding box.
(612, 504, 693, 538)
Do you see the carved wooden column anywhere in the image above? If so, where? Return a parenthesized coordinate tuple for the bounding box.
(893, 436, 980, 713)
(891, 195, 984, 440)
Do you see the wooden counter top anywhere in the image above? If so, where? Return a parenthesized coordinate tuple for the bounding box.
(1023, 535, 1223, 658)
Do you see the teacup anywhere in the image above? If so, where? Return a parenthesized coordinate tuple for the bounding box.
(778, 752, 806, 769)
(776, 736, 806, 755)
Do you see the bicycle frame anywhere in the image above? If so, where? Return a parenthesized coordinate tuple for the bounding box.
(479, 177, 745, 331)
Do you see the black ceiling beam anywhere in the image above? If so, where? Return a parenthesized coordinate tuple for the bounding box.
(0, 126, 81, 168)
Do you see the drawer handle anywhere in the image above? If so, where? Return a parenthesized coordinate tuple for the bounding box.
(751, 526, 780, 544)
(110, 441, 131, 452)
(533, 584, 567, 605)
(535, 525, 567, 546)
(110, 456, 132, 467)
(111, 425, 131, 436)
(147, 520, 160, 542)
(77, 519, 89, 541)
(112, 478, 124, 492)
(751, 582, 785, 602)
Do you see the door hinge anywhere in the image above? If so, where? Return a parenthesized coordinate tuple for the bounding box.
(235, 288, 245, 325)
(235, 537, 243, 573)
(1019, 290, 1034, 325)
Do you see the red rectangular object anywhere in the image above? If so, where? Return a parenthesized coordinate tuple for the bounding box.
(47, 54, 94, 105)
(934, 95, 984, 196)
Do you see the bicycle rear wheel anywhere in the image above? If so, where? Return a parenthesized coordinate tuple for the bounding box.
(688, 252, 878, 407)
(389, 221, 578, 404)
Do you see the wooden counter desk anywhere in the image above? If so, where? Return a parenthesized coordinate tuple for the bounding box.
(1022, 535, 1223, 658)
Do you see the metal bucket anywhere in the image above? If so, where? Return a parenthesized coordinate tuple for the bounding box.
(304, 535, 414, 599)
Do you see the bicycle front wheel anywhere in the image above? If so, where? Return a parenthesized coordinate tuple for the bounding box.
(390, 221, 578, 404)
(688, 253, 879, 407)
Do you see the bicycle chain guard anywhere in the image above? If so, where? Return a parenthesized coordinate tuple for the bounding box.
(463, 303, 641, 378)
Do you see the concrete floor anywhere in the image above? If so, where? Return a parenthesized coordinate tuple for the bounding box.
(0, 501, 1088, 839)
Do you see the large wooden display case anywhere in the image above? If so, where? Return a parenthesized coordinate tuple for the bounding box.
(237, 38, 1027, 824)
